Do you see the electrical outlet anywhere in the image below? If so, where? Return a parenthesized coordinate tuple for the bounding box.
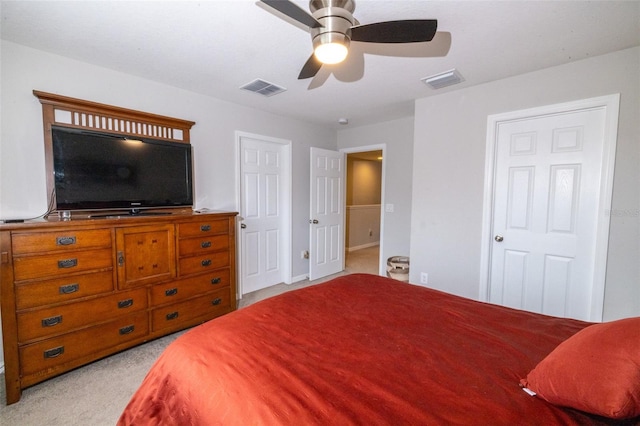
(420, 272, 429, 285)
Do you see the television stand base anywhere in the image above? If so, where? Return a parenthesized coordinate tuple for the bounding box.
(90, 210, 173, 219)
(128, 208, 170, 216)
(129, 211, 172, 216)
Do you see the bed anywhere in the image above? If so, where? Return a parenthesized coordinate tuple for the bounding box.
(118, 273, 640, 425)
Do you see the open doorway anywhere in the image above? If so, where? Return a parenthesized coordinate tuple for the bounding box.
(345, 150, 383, 274)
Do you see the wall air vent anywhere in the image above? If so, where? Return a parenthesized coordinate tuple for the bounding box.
(421, 69, 465, 90)
(240, 79, 287, 97)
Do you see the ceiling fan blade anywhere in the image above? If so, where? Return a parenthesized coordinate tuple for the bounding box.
(260, 0, 323, 29)
(351, 19, 438, 43)
(298, 54, 323, 79)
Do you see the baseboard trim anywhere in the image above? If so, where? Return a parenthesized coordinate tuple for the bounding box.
(290, 274, 308, 283)
(347, 242, 380, 252)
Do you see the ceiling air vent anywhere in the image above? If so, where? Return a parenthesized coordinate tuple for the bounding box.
(240, 79, 287, 97)
(421, 69, 464, 90)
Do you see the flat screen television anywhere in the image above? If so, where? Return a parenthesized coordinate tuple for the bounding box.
(52, 126, 193, 213)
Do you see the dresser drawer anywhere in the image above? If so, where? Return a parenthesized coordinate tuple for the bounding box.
(151, 288, 230, 332)
(12, 229, 111, 255)
(15, 270, 114, 310)
(17, 288, 147, 343)
(19, 311, 148, 377)
(178, 251, 229, 276)
(13, 248, 113, 281)
(151, 268, 230, 306)
(178, 234, 229, 257)
(178, 220, 229, 238)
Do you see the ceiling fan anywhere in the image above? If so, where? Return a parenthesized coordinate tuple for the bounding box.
(259, 0, 438, 79)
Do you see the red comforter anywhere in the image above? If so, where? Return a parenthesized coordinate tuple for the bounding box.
(118, 274, 625, 425)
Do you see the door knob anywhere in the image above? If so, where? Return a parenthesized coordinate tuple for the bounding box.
(310, 219, 319, 224)
(494, 235, 504, 242)
(240, 223, 247, 229)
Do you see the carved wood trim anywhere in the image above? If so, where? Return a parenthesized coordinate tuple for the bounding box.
(33, 90, 196, 214)
(33, 90, 195, 142)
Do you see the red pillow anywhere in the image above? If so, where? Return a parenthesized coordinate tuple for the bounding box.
(520, 317, 640, 420)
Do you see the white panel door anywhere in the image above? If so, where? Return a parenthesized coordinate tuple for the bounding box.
(239, 137, 285, 294)
(309, 147, 345, 281)
(489, 108, 607, 320)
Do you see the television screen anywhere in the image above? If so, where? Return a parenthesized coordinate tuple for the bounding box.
(52, 126, 193, 212)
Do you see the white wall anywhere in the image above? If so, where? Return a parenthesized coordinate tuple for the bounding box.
(0, 41, 337, 367)
(410, 47, 640, 321)
(346, 205, 381, 250)
(338, 117, 414, 272)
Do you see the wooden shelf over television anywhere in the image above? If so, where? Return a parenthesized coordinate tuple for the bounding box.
(0, 211, 238, 405)
(32, 90, 196, 215)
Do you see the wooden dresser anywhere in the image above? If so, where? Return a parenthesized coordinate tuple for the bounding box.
(0, 211, 237, 404)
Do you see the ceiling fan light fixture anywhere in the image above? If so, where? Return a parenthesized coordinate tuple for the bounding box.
(314, 41, 349, 64)
(258, 0, 439, 80)
(310, 6, 353, 65)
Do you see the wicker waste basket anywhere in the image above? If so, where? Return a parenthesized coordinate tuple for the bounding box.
(386, 256, 410, 282)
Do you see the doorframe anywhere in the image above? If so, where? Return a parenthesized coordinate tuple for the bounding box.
(235, 131, 293, 299)
(340, 143, 387, 276)
(479, 94, 620, 322)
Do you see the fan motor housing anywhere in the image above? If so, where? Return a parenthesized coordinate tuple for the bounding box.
(310, 0, 356, 52)
(310, 0, 355, 13)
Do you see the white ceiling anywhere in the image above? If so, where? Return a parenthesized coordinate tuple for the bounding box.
(2, 1, 639, 129)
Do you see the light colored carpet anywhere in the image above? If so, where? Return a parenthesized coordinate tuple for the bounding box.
(0, 245, 379, 425)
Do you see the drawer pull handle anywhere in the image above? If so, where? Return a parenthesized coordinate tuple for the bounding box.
(58, 258, 78, 269)
(42, 315, 62, 327)
(119, 325, 135, 335)
(211, 277, 221, 284)
(166, 311, 179, 320)
(44, 346, 64, 359)
(200, 224, 211, 232)
(118, 299, 134, 309)
(201, 241, 212, 248)
(212, 298, 223, 306)
(56, 236, 76, 246)
(59, 283, 79, 294)
(165, 288, 178, 296)
(201, 259, 212, 267)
